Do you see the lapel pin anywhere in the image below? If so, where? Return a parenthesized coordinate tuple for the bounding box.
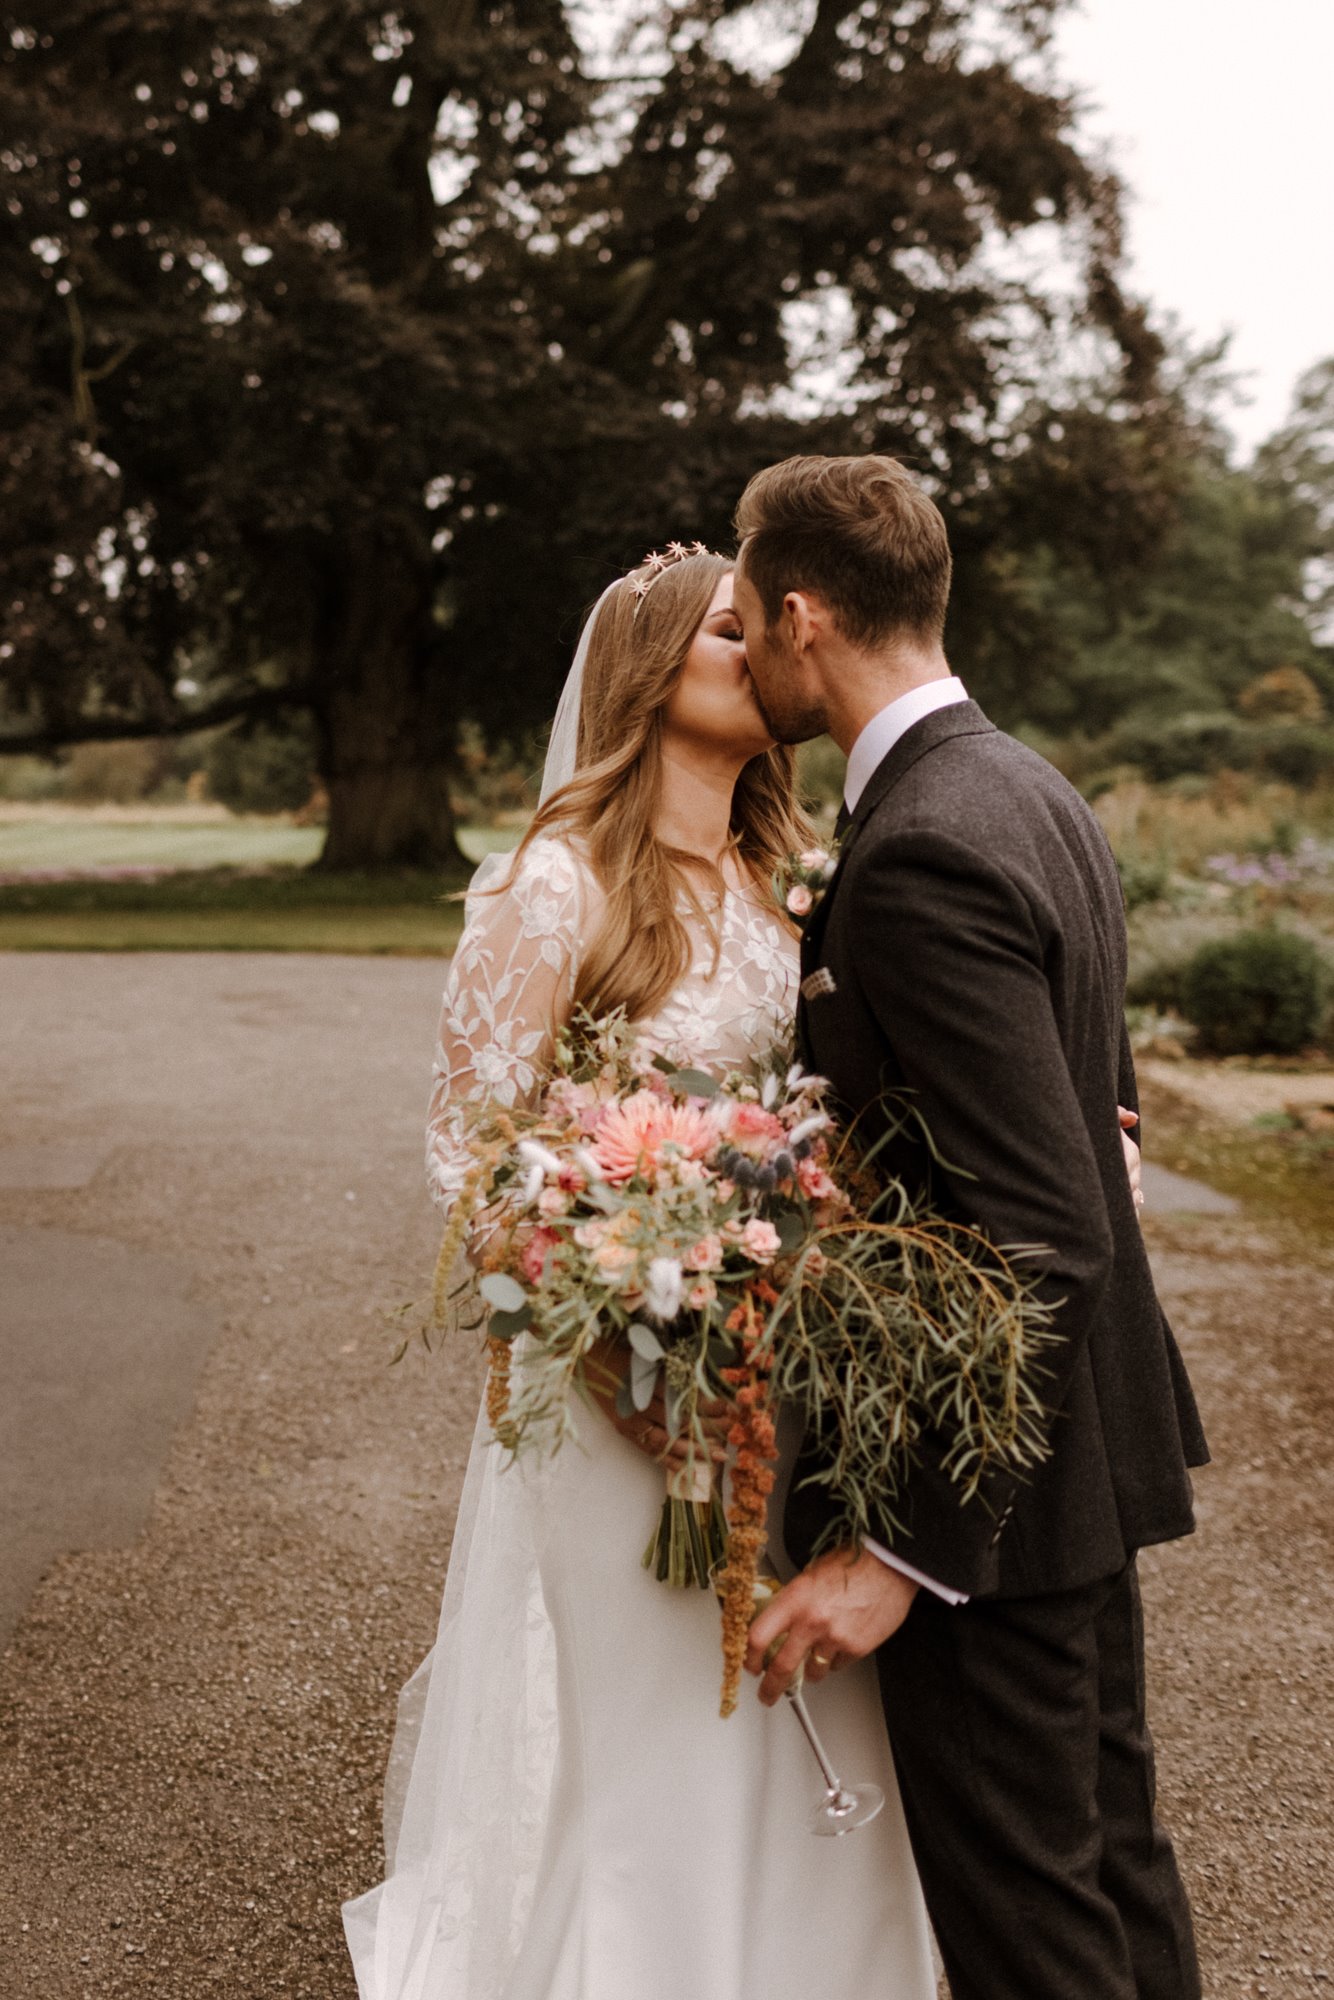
(800, 968, 837, 1002)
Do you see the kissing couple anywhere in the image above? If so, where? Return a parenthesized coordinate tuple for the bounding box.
(344, 453, 1209, 2000)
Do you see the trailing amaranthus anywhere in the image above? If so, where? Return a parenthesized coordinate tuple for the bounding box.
(429, 1156, 493, 1340)
(485, 1334, 519, 1451)
(718, 1286, 779, 1718)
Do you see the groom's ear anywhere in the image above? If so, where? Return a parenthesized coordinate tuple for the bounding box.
(783, 590, 821, 657)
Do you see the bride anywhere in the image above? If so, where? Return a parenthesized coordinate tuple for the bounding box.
(342, 545, 1137, 1999)
(343, 544, 937, 1998)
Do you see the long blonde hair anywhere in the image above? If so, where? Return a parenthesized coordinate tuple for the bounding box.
(503, 551, 816, 1024)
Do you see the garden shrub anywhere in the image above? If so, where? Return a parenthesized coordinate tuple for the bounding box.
(1237, 665, 1326, 723)
(1117, 853, 1171, 911)
(204, 715, 318, 814)
(1181, 928, 1328, 1056)
(1253, 725, 1334, 789)
(1108, 713, 1251, 783)
(1126, 955, 1189, 1014)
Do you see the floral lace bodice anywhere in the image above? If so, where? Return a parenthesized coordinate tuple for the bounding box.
(426, 835, 800, 1211)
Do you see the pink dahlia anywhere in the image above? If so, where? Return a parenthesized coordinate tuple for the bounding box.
(590, 1090, 719, 1185)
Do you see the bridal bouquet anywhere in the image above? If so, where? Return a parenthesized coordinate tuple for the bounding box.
(424, 1011, 1056, 1715)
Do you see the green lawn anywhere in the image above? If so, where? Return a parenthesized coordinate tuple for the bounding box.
(0, 812, 517, 952)
(0, 814, 325, 873)
(0, 902, 465, 954)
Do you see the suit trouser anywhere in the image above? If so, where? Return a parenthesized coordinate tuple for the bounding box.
(875, 1558, 1201, 2000)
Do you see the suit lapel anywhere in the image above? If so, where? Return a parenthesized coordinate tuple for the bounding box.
(803, 700, 995, 969)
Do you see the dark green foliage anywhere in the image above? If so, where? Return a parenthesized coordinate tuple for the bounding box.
(1126, 955, 1188, 1014)
(1109, 713, 1249, 783)
(1102, 713, 1334, 789)
(2, 0, 1192, 863)
(1254, 725, 1334, 789)
(1005, 442, 1333, 742)
(1116, 853, 1171, 911)
(1254, 356, 1334, 642)
(1182, 929, 1328, 1056)
(203, 715, 318, 815)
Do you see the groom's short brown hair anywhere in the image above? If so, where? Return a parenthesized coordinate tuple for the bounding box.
(734, 454, 952, 647)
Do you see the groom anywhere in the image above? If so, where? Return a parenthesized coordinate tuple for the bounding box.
(734, 455, 1209, 2000)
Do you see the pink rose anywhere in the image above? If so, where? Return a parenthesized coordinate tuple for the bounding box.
(520, 1227, 560, 1284)
(786, 884, 814, 917)
(687, 1277, 718, 1310)
(738, 1217, 782, 1263)
(538, 1186, 569, 1218)
(799, 848, 831, 872)
(685, 1234, 724, 1273)
(797, 1157, 840, 1203)
(724, 1101, 786, 1152)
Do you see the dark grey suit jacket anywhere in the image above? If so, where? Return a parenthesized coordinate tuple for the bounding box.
(788, 701, 1209, 1598)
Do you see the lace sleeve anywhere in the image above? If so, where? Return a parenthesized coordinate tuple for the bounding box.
(425, 837, 596, 1214)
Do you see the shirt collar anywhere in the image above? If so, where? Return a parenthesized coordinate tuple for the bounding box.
(843, 677, 968, 814)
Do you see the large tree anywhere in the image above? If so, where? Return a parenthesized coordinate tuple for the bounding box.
(1, 0, 1184, 866)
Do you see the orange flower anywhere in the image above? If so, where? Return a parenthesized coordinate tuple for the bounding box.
(718, 1285, 781, 1717)
(486, 1336, 518, 1452)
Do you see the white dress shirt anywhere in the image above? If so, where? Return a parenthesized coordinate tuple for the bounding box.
(840, 676, 972, 1605)
(842, 675, 969, 814)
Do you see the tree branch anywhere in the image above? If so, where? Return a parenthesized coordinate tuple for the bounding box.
(0, 681, 319, 757)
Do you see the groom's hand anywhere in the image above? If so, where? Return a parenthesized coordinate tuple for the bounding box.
(745, 1546, 918, 1707)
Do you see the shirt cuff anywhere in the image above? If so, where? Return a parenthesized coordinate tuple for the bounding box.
(863, 1536, 970, 1606)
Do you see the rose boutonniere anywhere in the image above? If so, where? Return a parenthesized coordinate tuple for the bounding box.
(773, 841, 840, 930)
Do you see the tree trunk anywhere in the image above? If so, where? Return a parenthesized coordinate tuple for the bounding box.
(311, 542, 467, 873)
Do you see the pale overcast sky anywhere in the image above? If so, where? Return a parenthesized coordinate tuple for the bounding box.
(1054, 0, 1334, 457)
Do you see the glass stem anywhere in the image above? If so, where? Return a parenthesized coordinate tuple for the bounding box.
(785, 1689, 844, 1796)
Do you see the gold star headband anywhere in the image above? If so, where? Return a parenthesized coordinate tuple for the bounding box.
(630, 540, 713, 613)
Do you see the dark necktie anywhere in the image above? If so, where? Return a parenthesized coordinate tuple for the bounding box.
(833, 798, 852, 844)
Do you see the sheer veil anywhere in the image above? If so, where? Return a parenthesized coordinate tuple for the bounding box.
(463, 577, 619, 903)
(540, 578, 620, 803)
(341, 583, 621, 2000)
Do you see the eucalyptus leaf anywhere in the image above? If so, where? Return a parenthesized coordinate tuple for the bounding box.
(775, 1208, 805, 1255)
(614, 1377, 637, 1422)
(479, 1272, 527, 1314)
(628, 1322, 665, 1362)
(665, 1067, 719, 1098)
(489, 1304, 531, 1340)
(630, 1348, 660, 1412)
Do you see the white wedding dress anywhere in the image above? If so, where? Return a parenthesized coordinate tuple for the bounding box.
(343, 835, 935, 2000)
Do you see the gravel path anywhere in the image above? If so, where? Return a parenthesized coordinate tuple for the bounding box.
(0, 954, 1330, 1998)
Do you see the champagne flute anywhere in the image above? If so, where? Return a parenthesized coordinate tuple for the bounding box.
(711, 1557, 885, 1837)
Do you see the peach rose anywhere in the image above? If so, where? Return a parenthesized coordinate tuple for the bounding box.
(687, 1277, 718, 1311)
(738, 1217, 782, 1263)
(685, 1234, 724, 1273)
